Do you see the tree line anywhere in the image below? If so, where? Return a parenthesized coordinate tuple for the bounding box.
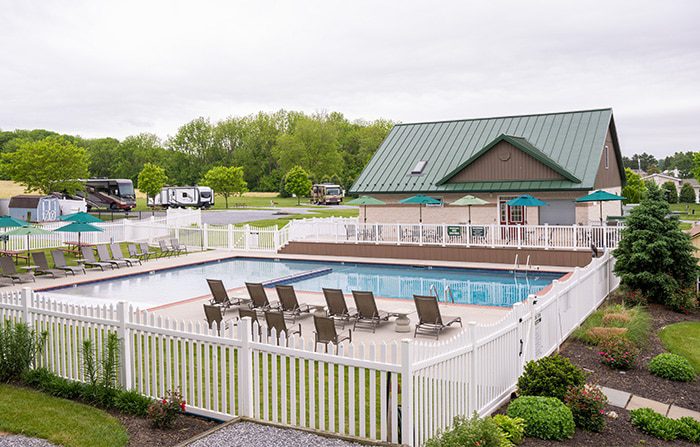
(0, 110, 393, 194)
(622, 151, 697, 178)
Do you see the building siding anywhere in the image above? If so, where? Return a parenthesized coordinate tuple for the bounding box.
(594, 126, 623, 189)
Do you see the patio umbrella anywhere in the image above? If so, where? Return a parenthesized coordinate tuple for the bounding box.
(347, 196, 385, 223)
(506, 195, 549, 225)
(1, 226, 53, 265)
(399, 194, 442, 223)
(576, 190, 626, 224)
(0, 216, 29, 251)
(450, 195, 489, 224)
(54, 222, 104, 250)
(60, 211, 103, 224)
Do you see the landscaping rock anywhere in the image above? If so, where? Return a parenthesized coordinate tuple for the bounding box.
(0, 435, 57, 447)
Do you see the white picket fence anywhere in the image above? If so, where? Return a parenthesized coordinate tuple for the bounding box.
(0, 250, 617, 446)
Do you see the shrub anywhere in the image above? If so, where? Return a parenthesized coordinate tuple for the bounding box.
(0, 320, 47, 382)
(598, 337, 638, 370)
(81, 333, 120, 407)
(425, 413, 509, 447)
(563, 384, 608, 432)
(21, 367, 84, 400)
(621, 288, 648, 307)
(516, 354, 585, 401)
(573, 304, 650, 347)
(666, 288, 698, 314)
(114, 389, 152, 417)
(630, 408, 678, 441)
(507, 396, 575, 441)
(648, 353, 696, 382)
(677, 416, 700, 443)
(491, 414, 525, 445)
(147, 389, 186, 429)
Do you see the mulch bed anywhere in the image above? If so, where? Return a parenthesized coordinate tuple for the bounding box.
(561, 303, 700, 411)
(111, 411, 218, 447)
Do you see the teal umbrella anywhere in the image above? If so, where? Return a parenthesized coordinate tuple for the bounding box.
(60, 211, 103, 224)
(0, 216, 29, 250)
(399, 195, 442, 223)
(576, 190, 626, 224)
(1, 226, 54, 265)
(506, 195, 548, 225)
(450, 195, 489, 224)
(55, 222, 104, 252)
(347, 196, 385, 223)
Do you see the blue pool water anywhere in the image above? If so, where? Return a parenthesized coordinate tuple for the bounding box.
(47, 258, 562, 308)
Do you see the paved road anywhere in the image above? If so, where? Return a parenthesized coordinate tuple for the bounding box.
(201, 208, 315, 225)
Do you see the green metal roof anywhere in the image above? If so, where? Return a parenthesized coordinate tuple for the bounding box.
(350, 108, 623, 194)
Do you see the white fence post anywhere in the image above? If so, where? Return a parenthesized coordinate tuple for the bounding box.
(202, 223, 209, 250)
(228, 224, 234, 250)
(238, 317, 254, 418)
(400, 339, 414, 447)
(244, 225, 250, 251)
(21, 287, 31, 326)
(467, 321, 477, 413)
(116, 301, 133, 389)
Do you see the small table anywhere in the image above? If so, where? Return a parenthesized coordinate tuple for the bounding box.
(390, 312, 411, 333)
(22, 265, 40, 273)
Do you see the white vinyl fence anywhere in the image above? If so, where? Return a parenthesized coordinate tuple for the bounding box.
(0, 251, 618, 446)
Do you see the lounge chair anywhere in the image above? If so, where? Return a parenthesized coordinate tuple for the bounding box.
(264, 311, 301, 339)
(203, 304, 234, 334)
(111, 243, 141, 266)
(206, 279, 244, 312)
(96, 245, 129, 269)
(275, 285, 311, 322)
(0, 277, 14, 287)
(51, 250, 85, 275)
(0, 256, 35, 283)
(313, 314, 352, 352)
(238, 308, 261, 337)
(322, 288, 356, 328)
(128, 244, 149, 262)
(246, 282, 279, 311)
(158, 240, 175, 257)
(80, 247, 113, 271)
(31, 252, 66, 277)
(170, 238, 187, 255)
(413, 295, 463, 340)
(351, 290, 389, 333)
(139, 242, 158, 259)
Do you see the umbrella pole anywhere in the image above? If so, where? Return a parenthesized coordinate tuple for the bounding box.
(26, 234, 30, 265)
(419, 205, 422, 223)
(364, 205, 367, 224)
(599, 201, 603, 225)
(468, 205, 472, 225)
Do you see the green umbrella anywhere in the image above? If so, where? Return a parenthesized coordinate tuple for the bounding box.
(1, 226, 54, 265)
(347, 196, 385, 223)
(450, 195, 489, 224)
(60, 211, 103, 223)
(0, 216, 29, 251)
(55, 222, 104, 251)
(506, 195, 548, 225)
(576, 190, 626, 224)
(399, 194, 442, 223)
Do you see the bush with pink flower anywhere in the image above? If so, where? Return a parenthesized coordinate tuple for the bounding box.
(147, 389, 186, 429)
(598, 337, 638, 370)
(564, 384, 608, 432)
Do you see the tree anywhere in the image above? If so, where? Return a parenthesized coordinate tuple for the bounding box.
(679, 183, 696, 204)
(284, 166, 312, 205)
(613, 183, 698, 305)
(1, 136, 88, 194)
(662, 181, 678, 203)
(137, 163, 168, 205)
(622, 152, 658, 172)
(621, 168, 646, 204)
(200, 166, 248, 208)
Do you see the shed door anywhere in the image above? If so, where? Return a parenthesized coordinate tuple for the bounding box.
(539, 200, 575, 225)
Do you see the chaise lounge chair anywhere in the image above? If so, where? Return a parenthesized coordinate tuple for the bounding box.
(322, 288, 356, 328)
(158, 240, 175, 257)
(111, 243, 141, 266)
(31, 252, 66, 277)
(51, 250, 85, 275)
(313, 314, 352, 352)
(413, 294, 463, 340)
(275, 284, 311, 322)
(245, 282, 279, 311)
(96, 245, 129, 269)
(0, 256, 35, 283)
(206, 278, 244, 313)
(203, 304, 234, 334)
(264, 310, 301, 340)
(351, 290, 390, 333)
(128, 244, 149, 262)
(170, 238, 187, 255)
(139, 242, 158, 260)
(80, 247, 113, 271)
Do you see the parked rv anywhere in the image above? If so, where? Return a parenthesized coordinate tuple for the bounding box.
(72, 179, 136, 211)
(311, 183, 344, 205)
(148, 186, 214, 209)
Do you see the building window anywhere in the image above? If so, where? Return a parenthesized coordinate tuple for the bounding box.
(604, 145, 609, 169)
(411, 160, 427, 175)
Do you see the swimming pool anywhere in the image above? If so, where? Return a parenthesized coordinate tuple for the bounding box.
(46, 257, 562, 308)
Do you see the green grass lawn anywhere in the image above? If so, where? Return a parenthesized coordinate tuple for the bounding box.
(0, 384, 128, 447)
(132, 193, 333, 211)
(236, 207, 359, 227)
(659, 321, 700, 373)
(670, 203, 700, 221)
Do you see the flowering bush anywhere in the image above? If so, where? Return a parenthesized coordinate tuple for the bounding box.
(598, 337, 638, 370)
(147, 389, 186, 429)
(564, 384, 608, 432)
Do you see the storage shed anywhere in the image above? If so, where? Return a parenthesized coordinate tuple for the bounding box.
(9, 195, 61, 222)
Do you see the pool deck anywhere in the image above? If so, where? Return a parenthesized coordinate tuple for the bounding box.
(6, 248, 572, 344)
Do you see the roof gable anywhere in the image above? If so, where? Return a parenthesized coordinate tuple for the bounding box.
(350, 108, 620, 194)
(437, 134, 580, 185)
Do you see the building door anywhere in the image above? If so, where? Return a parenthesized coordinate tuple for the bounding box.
(499, 196, 524, 225)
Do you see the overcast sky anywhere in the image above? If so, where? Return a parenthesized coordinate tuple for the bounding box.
(1, 1, 698, 157)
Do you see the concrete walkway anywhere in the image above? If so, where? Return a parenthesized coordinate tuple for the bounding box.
(601, 386, 700, 421)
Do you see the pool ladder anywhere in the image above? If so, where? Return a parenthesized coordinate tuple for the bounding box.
(429, 284, 455, 303)
(513, 254, 532, 273)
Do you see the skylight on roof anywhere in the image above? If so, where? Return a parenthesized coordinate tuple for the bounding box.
(411, 160, 427, 175)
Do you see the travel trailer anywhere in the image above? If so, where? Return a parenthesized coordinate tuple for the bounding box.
(148, 186, 214, 209)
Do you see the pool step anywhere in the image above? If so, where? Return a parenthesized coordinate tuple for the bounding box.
(262, 268, 333, 287)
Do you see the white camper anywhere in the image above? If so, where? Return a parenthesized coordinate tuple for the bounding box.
(148, 186, 214, 209)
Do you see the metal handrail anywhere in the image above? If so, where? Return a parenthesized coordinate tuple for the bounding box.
(444, 285, 455, 304)
(429, 284, 440, 301)
(513, 254, 519, 270)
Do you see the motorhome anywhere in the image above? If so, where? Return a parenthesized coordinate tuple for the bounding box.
(311, 183, 344, 205)
(73, 179, 136, 211)
(148, 186, 214, 209)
